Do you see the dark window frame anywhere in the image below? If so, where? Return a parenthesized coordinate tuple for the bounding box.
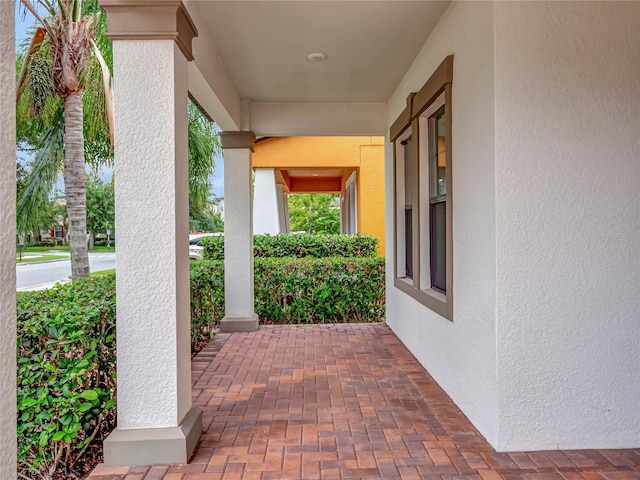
(391, 55, 453, 321)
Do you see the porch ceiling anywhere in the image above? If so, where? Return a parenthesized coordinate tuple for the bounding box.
(274, 167, 355, 194)
(185, 1, 449, 103)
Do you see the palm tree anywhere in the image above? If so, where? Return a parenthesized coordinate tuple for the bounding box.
(16, 2, 222, 274)
(16, 0, 113, 279)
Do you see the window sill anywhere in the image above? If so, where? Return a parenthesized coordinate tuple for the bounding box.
(394, 277, 452, 322)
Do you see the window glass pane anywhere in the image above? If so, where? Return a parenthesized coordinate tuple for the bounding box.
(403, 137, 413, 279)
(403, 137, 412, 206)
(429, 107, 446, 198)
(428, 104, 446, 293)
(430, 201, 446, 292)
(405, 208, 413, 279)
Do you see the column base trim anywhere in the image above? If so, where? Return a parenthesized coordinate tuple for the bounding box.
(220, 313, 259, 332)
(103, 406, 202, 466)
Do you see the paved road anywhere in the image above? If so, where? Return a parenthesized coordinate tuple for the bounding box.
(17, 252, 116, 291)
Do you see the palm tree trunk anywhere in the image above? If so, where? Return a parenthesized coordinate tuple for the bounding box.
(63, 92, 90, 279)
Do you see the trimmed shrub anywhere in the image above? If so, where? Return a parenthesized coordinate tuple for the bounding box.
(190, 257, 385, 325)
(201, 233, 378, 260)
(17, 272, 220, 478)
(190, 260, 225, 347)
(17, 276, 117, 479)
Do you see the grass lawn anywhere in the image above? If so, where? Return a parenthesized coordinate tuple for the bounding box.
(90, 269, 115, 278)
(16, 254, 68, 264)
(24, 246, 115, 253)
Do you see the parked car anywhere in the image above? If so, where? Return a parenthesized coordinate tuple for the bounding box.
(189, 232, 223, 260)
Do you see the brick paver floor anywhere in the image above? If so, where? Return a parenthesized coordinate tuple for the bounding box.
(88, 324, 640, 480)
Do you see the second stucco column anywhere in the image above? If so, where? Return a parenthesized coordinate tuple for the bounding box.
(220, 131, 259, 332)
(253, 168, 282, 235)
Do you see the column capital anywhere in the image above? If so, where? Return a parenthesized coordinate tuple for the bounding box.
(220, 131, 256, 152)
(99, 0, 198, 61)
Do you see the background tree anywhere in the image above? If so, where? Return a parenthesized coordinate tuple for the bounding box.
(288, 193, 341, 234)
(17, 0, 113, 279)
(188, 102, 221, 215)
(85, 174, 114, 249)
(187, 101, 223, 232)
(189, 206, 224, 233)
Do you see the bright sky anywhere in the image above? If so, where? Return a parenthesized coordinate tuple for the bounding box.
(15, 6, 34, 51)
(13, 5, 224, 197)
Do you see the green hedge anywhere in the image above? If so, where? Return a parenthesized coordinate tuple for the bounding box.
(16, 272, 219, 478)
(201, 233, 378, 260)
(17, 276, 117, 478)
(190, 262, 225, 347)
(17, 253, 384, 477)
(191, 257, 385, 324)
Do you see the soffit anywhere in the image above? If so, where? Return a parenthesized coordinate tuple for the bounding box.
(287, 168, 344, 178)
(185, 1, 449, 103)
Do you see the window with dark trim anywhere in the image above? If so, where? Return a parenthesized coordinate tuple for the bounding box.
(428, 105, 446, 293)
(403, 136, 413, 279)
(391, 55, 453, 321)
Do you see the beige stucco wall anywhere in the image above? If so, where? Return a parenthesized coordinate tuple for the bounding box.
(494, 1, 640, 450)
(386, 0, 640, 451)
(0, 2, 17, 477)
(385, 0, 498, 446)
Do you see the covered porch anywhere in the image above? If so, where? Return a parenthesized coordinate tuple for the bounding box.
(88, 324, 640, 479)
(1, 0, 639, 477)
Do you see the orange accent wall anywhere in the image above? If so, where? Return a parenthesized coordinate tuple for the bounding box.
(358, 145, 386, 256)
(253, 137, 386, 256)
(253, 136, 379, 168)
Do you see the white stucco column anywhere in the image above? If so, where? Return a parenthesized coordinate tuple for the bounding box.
(100, 0, 201, 466)
(283, 191, 291, 233)
(220, 132, 259, 332)
(253, 168, 281, 234)
(276, 184, 289, 233)
(0, 4, 17, 478)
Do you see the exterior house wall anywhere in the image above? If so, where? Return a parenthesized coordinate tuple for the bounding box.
(387, 0, 640, 451)
(385, 1, 498, 446)
(493, 1, 640, 450)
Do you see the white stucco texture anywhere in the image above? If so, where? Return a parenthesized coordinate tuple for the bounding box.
(385, 1, 499, 446)
(494, 2, 640, 450)
(113, 40, 192, 430)
(253, 168, 282, 235)
(224, 147, 255, 318)
(0, 3, 17, 477)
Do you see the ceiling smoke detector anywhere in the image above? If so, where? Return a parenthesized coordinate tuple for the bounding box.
(307, 52, 328, 62)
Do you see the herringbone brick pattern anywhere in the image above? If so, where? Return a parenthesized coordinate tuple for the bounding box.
(89, 324, 640, 479)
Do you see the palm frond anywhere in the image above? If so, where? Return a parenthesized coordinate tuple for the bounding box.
(90, 39, 113, 154)
(20, 0, 55, 39)
(38, 0, 58, 17)
(73, 0, 83, 23)
(17, 106, 65, 236)
(187, 102, 222, 213)
(16, 27, 46, 104)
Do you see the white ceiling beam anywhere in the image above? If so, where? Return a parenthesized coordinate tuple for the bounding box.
(186, 1, 242, 131)
(188, 63, 240, 131)
(250, 102, 387, 137)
